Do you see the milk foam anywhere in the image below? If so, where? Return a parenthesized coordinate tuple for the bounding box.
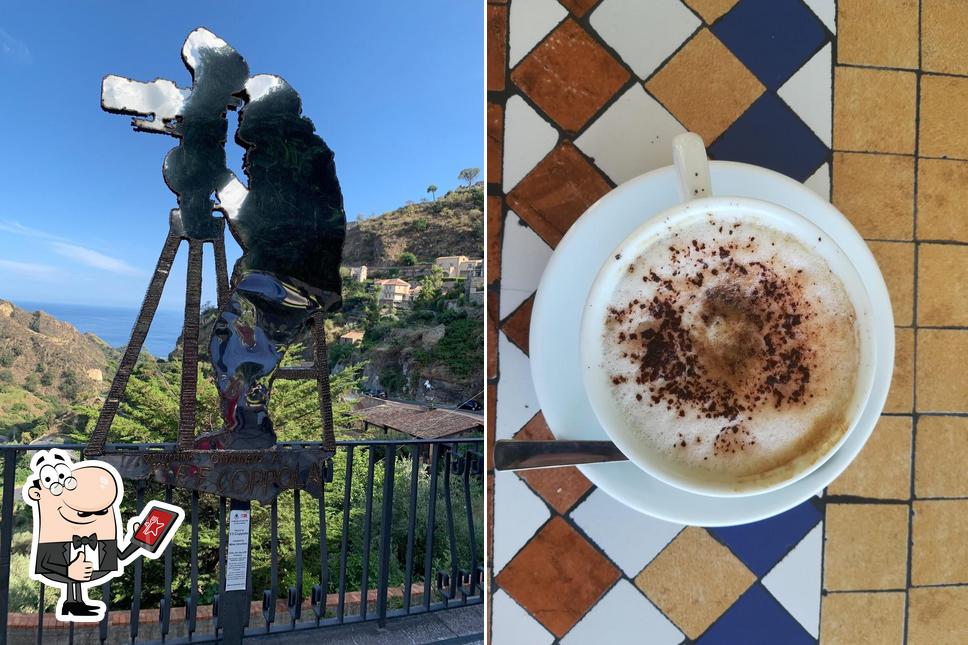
(601, 214, 859, 482)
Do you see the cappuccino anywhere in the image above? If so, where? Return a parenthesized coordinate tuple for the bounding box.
(601, 213, 859, 486)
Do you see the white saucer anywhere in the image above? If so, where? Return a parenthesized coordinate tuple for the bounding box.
(529, 161, 894, 526)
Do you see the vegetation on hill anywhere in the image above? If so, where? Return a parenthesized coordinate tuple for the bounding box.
(0, 300, 117, 440)
(343, 184, 484, 266)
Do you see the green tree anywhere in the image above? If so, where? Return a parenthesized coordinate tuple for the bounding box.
(458, 167, 480, 186)
(397, 251, 417, 266)
(415, 265, 445, 305)
(426, 184, 438, 200)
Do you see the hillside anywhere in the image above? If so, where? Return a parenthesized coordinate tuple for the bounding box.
(0, 300, 118, 437)
(343, 184, 484, 266)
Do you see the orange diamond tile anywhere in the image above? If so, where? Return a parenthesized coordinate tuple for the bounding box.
(486, 382, 496, 471)
(487, 289, 498, 380)
(645, 29, 764, 145)
(558, 0, 597, 18)
(487, 5, 507, 92)
(495, 516, 620, 638)
(511, 19, 630, 133)
(506, 141, 612, 247)
(512, 411, 594, 514)
(519, 467, 593, 515)
(487, 195, 502, 285)
(487, 102, 503, 185)
(514, 411, 555, 442)
(501, 294, 534, 355)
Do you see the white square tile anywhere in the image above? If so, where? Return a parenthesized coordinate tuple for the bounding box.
(508, 0, 568, 68)
(500, 211, 552, 319)
(575, 84, 685, 185)
(491, 589, 555, 645)
(561, 579, 683, 644)
(762, 522, 823, 638)
(493, 470, 551, 575)
(496, 332, 541, 440)
(804, 0, 835, 34)
(778, 43, 832, 147)
(804, 162, 830, 200)
(504, 94, 559, 193)
(590, 0, 700, 79)
(569, 488, 684, 576)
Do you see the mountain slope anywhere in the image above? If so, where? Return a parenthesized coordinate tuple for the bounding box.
(343, 184, 484, 266)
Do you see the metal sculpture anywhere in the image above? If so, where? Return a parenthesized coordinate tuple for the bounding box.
(87, 28, 343, 503)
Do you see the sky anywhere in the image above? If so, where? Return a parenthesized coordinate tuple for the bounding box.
(0, 2, 483, 309)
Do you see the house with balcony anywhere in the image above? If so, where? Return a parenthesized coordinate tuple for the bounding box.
(374, 278, 411, 307)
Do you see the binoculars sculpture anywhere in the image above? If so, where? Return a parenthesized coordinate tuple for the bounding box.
(87, 28, 345, 504)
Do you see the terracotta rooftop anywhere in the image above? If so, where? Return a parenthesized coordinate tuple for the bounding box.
(357, 400, 483, 439)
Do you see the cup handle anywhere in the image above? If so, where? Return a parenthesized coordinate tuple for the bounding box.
(672, 132, 712, 202)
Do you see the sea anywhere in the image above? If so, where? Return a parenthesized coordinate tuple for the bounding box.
(11, 300, 183, 358)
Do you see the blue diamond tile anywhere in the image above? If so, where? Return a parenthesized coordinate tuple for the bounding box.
(696, 583, 815, 644)
(713, 0, 828, 90)
(708, 497, 822, 577)
(708, 93, 828, 182)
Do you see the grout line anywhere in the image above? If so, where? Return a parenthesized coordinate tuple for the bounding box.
(904, 4, 925, 642)
(837, 60, 968, 81)
(820, 7, 838, 635)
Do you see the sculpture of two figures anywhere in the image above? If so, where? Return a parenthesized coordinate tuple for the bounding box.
(102, 28, 345, 451)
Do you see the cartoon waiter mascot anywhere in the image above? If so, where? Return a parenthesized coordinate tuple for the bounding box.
(22, 449, 184, 622)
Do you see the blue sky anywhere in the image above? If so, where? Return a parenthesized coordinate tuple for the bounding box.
(0, 2, 483, 309)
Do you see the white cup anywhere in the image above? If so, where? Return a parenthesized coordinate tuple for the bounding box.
(579, 133, 877, 497)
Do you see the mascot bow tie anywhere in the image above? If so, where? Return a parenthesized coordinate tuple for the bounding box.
(72, 534, 98, 549)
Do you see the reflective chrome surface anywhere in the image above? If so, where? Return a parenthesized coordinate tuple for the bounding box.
(102, 28, 346, 447)
(194, 271, 317, 450)
(230, 74, 345, 309)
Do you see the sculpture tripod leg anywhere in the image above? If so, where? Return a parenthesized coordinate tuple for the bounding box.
(85, 217, 230, 457)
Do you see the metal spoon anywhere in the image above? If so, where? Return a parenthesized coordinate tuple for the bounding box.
(493, 440, 627, 471)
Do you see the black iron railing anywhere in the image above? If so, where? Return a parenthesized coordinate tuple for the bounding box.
(0, 438, 484, 644)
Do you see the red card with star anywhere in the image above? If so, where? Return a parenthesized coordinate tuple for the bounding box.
(131, 504, 179, 553)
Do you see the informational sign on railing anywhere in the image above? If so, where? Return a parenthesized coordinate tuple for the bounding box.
(225, 510, 251, 592)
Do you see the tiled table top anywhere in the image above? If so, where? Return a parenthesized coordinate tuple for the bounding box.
(488, 0, 968, 643)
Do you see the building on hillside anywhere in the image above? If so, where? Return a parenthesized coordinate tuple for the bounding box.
(463, 261, 484, 305)
(339, 330, 364, 345)
(435, 255, 469, 278)
(374, 278, 411, 306)
(349, 265, 368, 282)
(458, 258, 483, 275)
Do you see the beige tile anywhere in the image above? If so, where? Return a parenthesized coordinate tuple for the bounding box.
(918, 158, 968, 242)
(838, 0, 918, 69)
(820, 592, 906, 645)
(885, 328, 914, 413)
(828, 416, 911, 499)
(922, 0, 968, 75)
(920, 75, 968, 160)
(868, 241, 915, 326)
(682, 0, 739, 23)
(917, 330, 968, 412)
(913, 500, 968, 585)
(646, 29, 764, 145)
(833, 153, 914, 241)
(833, 66, 917, 154)
(909, 586, 968, 645)
(915, 416, 968, 498)
(634, 527, 754, 639)
(824, 504, 909, 590)
(918, 244, 968, 327)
